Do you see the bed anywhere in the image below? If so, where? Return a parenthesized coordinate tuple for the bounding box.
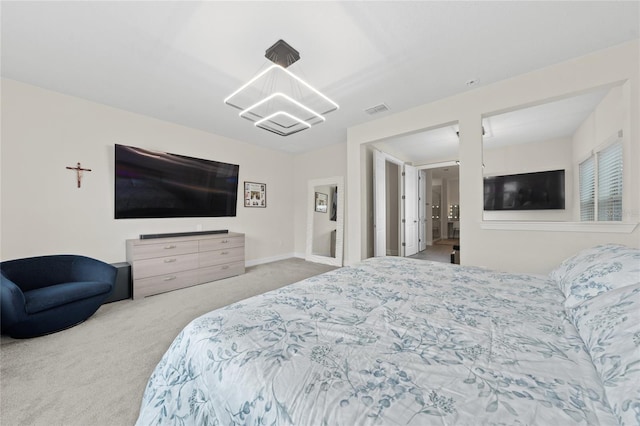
(136, 244, 639, 425)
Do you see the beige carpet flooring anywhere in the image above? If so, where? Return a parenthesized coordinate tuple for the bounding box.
(0, 258, 337, 426)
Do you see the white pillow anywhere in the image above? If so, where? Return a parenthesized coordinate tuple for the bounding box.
(549, 244, 640, 308)
(567, 284, 640, 425)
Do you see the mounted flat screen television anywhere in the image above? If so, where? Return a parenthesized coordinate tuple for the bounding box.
(483, 169, 565, 211)
(115, 144, 239, 219)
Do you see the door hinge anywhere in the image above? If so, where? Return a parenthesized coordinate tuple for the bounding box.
(402, 172, 405, 177)
(402, 195, 406, 200)
(402, 219, 406, 223)
(402, 242, 406, 247)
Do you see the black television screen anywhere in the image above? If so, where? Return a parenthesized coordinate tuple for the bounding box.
(483, 169, 565, 211)
(115, 144, 239, 219)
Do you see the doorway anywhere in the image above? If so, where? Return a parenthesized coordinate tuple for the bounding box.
(410, 164, 459, 263)
(370, 122, 460, 264)
(373, 150, 420, 257)
(374, 160, 460, 263)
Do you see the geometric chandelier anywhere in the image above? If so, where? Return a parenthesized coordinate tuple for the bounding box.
(224, 40, 339, 136)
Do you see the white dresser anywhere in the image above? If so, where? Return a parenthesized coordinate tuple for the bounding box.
(126, 232, 245, 298)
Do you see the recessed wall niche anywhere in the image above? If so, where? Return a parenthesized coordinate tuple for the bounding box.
(481, 82, 629, 223)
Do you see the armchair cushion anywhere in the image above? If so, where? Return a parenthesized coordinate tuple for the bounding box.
(24, 281, 112, 315)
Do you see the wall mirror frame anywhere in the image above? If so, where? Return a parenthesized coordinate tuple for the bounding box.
(306, 176, 344, 266)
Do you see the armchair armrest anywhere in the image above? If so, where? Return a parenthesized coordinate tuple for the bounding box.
(1, 274, 27, 332)
(70, 256, 117, 285)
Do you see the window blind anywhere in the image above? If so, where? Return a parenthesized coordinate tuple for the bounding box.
(579, 156, 595, 221)
(597, 141, 623, 221)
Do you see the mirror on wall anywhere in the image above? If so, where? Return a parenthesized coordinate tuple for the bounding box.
(306, 176, 344, 266)
(481, 82, 629, 222)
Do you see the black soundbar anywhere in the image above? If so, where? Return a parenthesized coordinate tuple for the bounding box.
(139, 230, 229, 240)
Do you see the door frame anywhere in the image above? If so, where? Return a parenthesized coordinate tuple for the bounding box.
(373, 149, 404, 257)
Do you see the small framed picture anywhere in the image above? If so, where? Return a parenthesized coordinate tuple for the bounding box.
(315, 192, 328, 213)
(244, 182, 266, 208)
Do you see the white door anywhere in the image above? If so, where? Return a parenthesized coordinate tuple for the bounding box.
(403, 164, 418, 257)
(432, 186, 442, 241)
(373, 150, 386, 257)
(418, 170, 427, 251)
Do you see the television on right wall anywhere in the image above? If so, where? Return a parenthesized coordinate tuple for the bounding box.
(483, 169, 565, 211)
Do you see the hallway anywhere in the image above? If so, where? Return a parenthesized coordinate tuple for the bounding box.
(409, 239, 459, 263)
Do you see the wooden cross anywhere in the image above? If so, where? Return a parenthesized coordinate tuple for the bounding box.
(66, 162, 92, 188)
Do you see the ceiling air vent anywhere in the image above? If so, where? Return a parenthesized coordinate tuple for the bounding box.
(364, 103, 389, 115)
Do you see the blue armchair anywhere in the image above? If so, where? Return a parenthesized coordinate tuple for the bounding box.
(1, 255, 116, 338)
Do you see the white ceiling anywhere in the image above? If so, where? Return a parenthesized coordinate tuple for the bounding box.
(372, 86, 611, 165)
(2, 1, 638, 154)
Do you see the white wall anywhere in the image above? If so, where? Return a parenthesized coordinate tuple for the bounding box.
(569, 85, 624, 162)
(572, 84, 628, 221)
(483, 137, 573, 222)
(292, 142, 347, 257)
(1, 79, 296, 265)
(347, 40, 639, 274)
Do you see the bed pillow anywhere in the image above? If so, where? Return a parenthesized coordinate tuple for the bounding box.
(549, 244, 640, 308)
(568, 284, 640, 425)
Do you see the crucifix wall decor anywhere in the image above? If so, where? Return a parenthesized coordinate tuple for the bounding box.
(66, 162, 92, 188)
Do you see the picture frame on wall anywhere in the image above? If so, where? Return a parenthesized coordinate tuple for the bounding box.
(315, 192, 328, 213)
(244, 182, 266, 208)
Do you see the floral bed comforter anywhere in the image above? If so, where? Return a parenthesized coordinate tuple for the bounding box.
(136, 257, 619, 425)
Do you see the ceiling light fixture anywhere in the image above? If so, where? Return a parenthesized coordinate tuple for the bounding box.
(224, 39, 339, 136)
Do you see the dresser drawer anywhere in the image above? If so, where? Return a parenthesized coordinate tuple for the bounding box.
(134, 269, 200, 298)
(131, 240, 199, 261)
(199, 246, 245, 268)
(127, 232, 245, 298)
(199, 236, 244, 252)
(200, 261, 245, 284)
(133, 253, 199, 279)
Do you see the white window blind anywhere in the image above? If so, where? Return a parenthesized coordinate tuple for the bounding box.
(579, 136, 623, 222)
(579, 156, 595, 221)
(597, 141, 623, 221)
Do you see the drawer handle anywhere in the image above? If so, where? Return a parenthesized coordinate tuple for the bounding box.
(164, 258, 177, 263)
(221, 265, 229, 270)
(163, 275, 177, 281)
(221, 240, 229, 244)
(164, 245, 177, 249)
(220, 251, 229, 255)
